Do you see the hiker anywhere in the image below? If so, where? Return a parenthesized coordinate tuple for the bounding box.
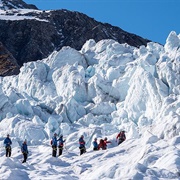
(4, 134, 12, 157)
(116, 130, 126, 145)
(92, 138, 98, 151)
(98, 137, 111, 150)
(79, 135, 86, 155)
(103, 137, 111, 149)
(51, 133, 59, 157)
(58, 135, 65, 156)
(98, 139, 106, 150)
(21, 140, 28, 163)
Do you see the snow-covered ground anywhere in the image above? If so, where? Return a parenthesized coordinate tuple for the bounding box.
(0, 4, 48, 22)
(0, 31, 179, 179)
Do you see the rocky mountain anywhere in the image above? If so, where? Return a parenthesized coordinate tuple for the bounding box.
(0, 0, 150, 76)
(0, 42, 20, 76)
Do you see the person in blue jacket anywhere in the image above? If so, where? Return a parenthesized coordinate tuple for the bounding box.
(58, 135, 65, 156)
(79, 135, 86, 155)
(4, 134, 12, 157)
(51, 133, 59, 157)
(92, 138, 98, 151)
(21, 140, 28, 163)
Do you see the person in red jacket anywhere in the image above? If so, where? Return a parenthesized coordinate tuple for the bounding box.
(116, 130, 126, 145)
(98, 137, 111, 150)
(98, 139, 106, 150)
(103, 137, 111, 149)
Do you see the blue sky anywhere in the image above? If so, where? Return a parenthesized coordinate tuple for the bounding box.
(24, 0, 180, 45)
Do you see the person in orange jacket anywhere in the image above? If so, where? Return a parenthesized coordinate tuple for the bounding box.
(116, 130, 126, 145)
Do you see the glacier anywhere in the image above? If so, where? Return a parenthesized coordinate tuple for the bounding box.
(0, 31, 179, 179)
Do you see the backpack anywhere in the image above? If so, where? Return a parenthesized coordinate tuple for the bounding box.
(99, 139, 106, 149)
(50, 140, 52, 145)
(119, 132, 125, 140)
(100, 139, 104, 144)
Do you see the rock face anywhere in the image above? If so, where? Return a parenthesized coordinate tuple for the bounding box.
(0, 42, 20, 76)
(0, 0, 150, 75)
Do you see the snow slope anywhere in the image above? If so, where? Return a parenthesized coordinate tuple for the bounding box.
(0, 31, 179, 179)
(0, 8, 48, 21)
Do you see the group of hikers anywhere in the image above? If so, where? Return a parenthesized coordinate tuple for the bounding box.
(3, 130, 126, 162)
(51, 133, 65, 157)
(51, 130, 126, 157)
(4, 134, 28, 163)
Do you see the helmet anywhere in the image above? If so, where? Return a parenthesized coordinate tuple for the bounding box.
(7, 134, 10, 137)
(104, 137, 107, 140)
(81, 135, 84, 138)
(54, 133, 57, 136)
(60, 134, 63, 137)
(94, 138, 97, 140)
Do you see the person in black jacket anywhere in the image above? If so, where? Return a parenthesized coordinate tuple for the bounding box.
(21, 140, 28, 163)
(79, 135, 86, 155)
(58, 135, 65, 156)
(116, 131, 126, 145)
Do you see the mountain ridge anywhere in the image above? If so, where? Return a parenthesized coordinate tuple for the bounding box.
(0, 0, 150, 76)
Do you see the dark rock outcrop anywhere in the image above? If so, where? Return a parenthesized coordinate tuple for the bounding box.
(0, 42, 20, 76)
